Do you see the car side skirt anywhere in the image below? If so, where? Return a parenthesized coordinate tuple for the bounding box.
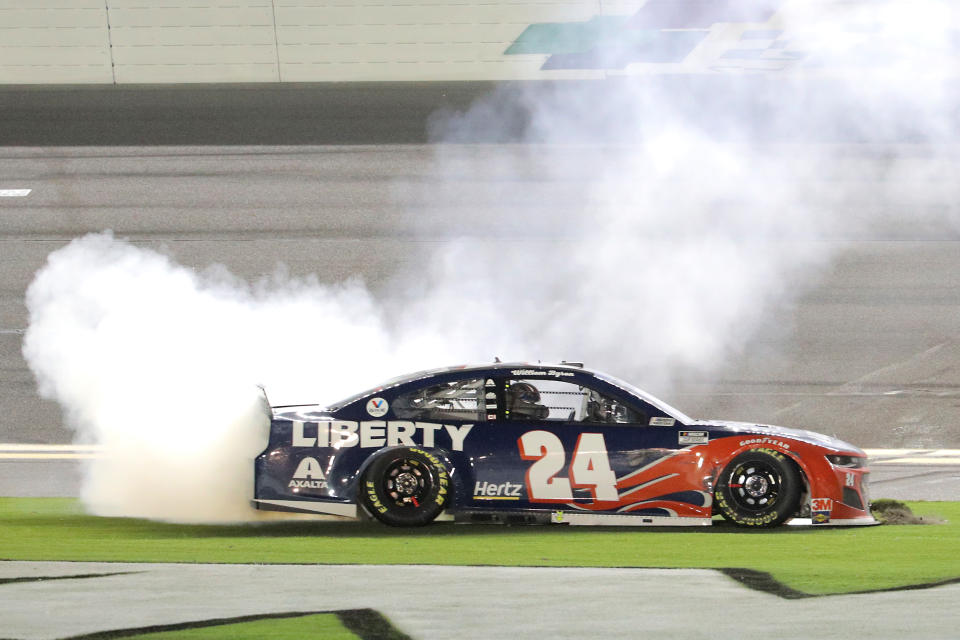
(252, 498, 357, 518)
(788, 515, 879, 526)
(551, 512, 712, 526)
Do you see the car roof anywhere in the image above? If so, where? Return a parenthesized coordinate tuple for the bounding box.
(326, 361, 692, 422)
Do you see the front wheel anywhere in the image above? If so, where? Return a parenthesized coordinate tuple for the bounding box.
(359, 448, 450, 527)
(715, 448, 801, 528)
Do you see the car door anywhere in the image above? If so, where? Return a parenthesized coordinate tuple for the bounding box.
(466, 374, 712, 519)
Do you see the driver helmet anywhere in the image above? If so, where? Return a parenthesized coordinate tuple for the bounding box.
(508, 382, 541, 405)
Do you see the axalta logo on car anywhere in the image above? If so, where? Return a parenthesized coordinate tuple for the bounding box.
(288, 456, 328, 490)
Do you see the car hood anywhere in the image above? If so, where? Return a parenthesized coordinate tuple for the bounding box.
(690, 420, 866, 455)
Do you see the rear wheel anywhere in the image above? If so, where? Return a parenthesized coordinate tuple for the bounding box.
(359, 448, 449, 527)
(715, 448, 801, 528)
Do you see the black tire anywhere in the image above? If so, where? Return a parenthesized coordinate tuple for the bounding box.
(359, 448, 450, 527)
(715, 448, 801, 528)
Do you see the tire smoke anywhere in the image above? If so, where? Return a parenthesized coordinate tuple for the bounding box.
(23, 233, 457, 521)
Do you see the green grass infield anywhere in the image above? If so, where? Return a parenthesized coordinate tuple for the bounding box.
(1, 498, 956, 597)
(90, 614, 357, 640)
(57, 609, 411, 640)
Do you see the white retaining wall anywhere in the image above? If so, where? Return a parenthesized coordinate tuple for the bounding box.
(1, 1, 909, 84)
(0, 0, 617, 83)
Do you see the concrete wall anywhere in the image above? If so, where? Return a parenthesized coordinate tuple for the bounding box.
(0, 0, 609, 84)
(0, 0, 114, 83)
(1, 1, 893, 84)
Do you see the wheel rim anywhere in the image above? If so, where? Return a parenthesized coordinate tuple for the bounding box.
(725, 460, 782, 512)
(382, 458, 433, 509)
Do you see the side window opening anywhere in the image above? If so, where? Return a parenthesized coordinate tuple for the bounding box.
(582, 387, 645, 425)
(392, 378, 485, 421)
(505, 378, 645, 425)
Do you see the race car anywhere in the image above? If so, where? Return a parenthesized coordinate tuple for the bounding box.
(253, 362, 875, 528)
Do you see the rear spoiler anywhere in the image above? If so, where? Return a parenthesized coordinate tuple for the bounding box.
(256, 384, 321, 417)
(256, 384, 273, 417)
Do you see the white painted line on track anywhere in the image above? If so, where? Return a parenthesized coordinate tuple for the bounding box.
(865, 448, 960, 465)
(0, 453, 100, 460)
(2, 445, 958, 464)
(0, 189, 31, 197)
(0, 444, 102, 451)
(0, 444, 103, 460)
(870, 457, 960, 465)
(865, 449, 960, 456)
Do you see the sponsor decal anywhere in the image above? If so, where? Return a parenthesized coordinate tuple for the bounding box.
(510, 369, 574, 377)
(366, 397, 389, 417)
(288, 479, 327, 489)
(739, 437, 791, 450)
(649, 416, 676, 427)
(811, 497, 833, 524)
(811, 498, 833, 511)
(485, 392, 496, 399)
(485, 379, 495, 387)
(291, 420, 473, 452)
(474, 480, 523, 499)
(288, 456, 328, 490)
(487, 413, 497, 420)
(678, 430, 708, 445)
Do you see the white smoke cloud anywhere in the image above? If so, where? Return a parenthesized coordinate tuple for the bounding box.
(417, 1, 960, 386)
(22, 1, 960, 521)
(401, 136, 847, 389)
(22, 233, 462, 522)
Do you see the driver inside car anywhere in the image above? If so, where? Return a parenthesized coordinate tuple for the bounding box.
(506, 382, 549, 420)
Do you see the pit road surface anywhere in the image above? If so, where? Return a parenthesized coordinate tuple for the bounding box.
(2, 562, 960, 640)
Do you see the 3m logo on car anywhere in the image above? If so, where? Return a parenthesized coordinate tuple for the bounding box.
(811, 498, 832, 511)
(811, 497, 832, 524)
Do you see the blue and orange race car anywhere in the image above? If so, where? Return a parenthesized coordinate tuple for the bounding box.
(253, 362, 875, 528)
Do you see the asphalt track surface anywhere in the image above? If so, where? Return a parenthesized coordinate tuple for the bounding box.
(2, 85, 960, 639)
(3, 144, 960, 450)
